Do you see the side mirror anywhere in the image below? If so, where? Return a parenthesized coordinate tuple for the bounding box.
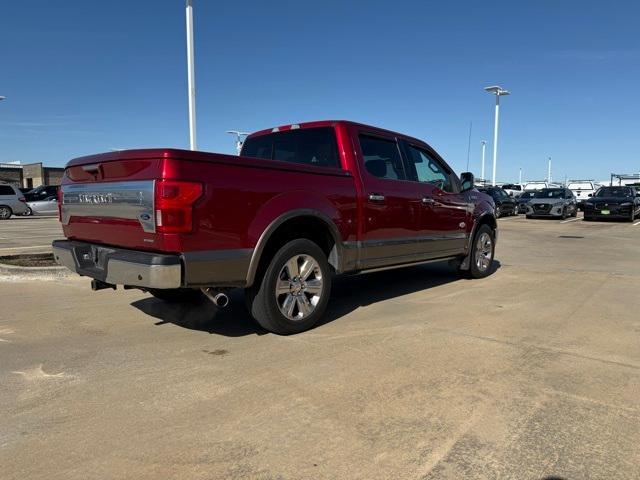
(588, 194, 593, 197)
(460, 172, 474, 192)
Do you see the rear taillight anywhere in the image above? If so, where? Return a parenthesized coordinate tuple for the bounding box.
(18, 196, 26, 203)
(154, 180, 203, 233)
(57, 188, 63, 221)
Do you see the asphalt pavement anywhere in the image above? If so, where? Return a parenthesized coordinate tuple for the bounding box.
(0, 215, 61, 255)
(1, 214, 639, 479)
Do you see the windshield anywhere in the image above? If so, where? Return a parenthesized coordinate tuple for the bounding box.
(595, 187, 632, 198)
(534, 189, 564, 199)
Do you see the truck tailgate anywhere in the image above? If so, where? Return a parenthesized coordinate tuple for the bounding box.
(61, 152, 171, 251)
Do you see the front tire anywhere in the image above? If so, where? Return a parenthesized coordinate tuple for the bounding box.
(245, 239, 332, 335)
(467, 224, 496, 279)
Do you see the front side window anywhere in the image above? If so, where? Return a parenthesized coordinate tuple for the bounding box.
(359, 135, 406, 180)
(241, 127, 340, 168)
(404, 145, 453, 192)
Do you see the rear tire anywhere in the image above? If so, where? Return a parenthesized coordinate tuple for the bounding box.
(245, 239, 332, 335)
(148, 288, 204, 303)
(0, 206, 12, 220)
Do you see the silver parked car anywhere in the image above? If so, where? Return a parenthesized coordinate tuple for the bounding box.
(526, 188, 578, 219)
(27, 196, 59, 216)
(0, 183, 29, 219)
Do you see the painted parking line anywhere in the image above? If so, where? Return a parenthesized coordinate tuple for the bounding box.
(561, 218, 583, 224)
(633, 221, 640, 226)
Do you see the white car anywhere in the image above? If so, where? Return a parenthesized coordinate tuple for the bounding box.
(501, 183, 524, 197)
(567, 180, 601, 210)
(523, 181, 563, 191)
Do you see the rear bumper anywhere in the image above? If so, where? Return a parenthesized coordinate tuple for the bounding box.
(52, 240, 252, 289)
(53, 240, 182, 289)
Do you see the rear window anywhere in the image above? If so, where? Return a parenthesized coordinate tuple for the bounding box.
(0, 185, 15, 195)
(568, 182, 593, 190)
(241, 127, 340, 168)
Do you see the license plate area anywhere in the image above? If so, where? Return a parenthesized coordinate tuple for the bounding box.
(74, 244, 116, 271)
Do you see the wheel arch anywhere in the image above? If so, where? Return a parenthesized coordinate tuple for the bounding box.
(245, 209, 345, 287)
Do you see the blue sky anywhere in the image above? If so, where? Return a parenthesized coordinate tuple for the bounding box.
(1, 0, 639, 182)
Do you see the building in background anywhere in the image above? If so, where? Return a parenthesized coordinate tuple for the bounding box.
(0, 162, 64, 188)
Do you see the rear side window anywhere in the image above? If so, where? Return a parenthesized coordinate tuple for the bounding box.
(241, 127, 340, 168)
(359, 135, 406, 180)
(0, 186, 15, 195)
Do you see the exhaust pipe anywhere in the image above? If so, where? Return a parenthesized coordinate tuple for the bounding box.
(201, 288, 229, 308)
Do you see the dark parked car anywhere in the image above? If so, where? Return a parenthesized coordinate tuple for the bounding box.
(525, 188, 577, 219)
(516, 190, 536, 213)
(477, 187, 518, 217)
(23, 185, 59, 202)
(584, 186, 640, 221)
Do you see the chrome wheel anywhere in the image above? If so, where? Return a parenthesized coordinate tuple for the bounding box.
(475, 232, 493, 272)
(275, 254, 323, 321)
(0, 206, 11, 220)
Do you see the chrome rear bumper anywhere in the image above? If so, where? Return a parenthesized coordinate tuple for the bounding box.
(52, 240, 182, 289)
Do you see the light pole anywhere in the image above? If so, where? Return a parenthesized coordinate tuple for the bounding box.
(480, 140, 487, 181)
(547, 156, 552, 184)
(519, 167, 522, 185)
(185, 0, 197, 150)
(0, 96, 5, 101)
(226, 130, 250, 155)
(484, 85, 510, 186)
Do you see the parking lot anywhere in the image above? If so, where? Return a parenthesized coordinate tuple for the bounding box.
(0, 215, 61, 255)
(1, 214, 640, 479)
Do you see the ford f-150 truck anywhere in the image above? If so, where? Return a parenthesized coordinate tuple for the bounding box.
(53, 120, 497, 334)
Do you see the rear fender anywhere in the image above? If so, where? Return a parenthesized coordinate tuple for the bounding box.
(245, 192, 347, 286)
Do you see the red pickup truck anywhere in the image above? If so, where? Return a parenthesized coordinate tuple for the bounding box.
(53, 121, 497, 334)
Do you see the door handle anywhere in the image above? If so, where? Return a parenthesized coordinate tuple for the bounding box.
(422, 197, 435, 205)
(368, 193, 385, 202)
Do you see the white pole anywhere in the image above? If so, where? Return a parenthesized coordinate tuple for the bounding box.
(480, 141, 486, 181)
(519, 167, 522, 185)
(186, 0, 197, 150)
(548, 157, 552, 184)
(491, 95, 500, 186)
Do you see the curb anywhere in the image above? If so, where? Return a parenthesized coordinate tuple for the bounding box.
(0, 263, 71, 281)
(0, 254, 71, 281)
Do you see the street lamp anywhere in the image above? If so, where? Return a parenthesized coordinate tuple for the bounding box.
(0, 96, 5, 101)
(484, 85, 510, 186)
(226, 130, 250, 155)
(185, 0, 197, 150)
(480, 140, 487, 181)
(547, 156, 552, 184)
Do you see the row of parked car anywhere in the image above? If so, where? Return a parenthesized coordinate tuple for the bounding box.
(0, 183, 59, 219)
(479, 184, 640, 222)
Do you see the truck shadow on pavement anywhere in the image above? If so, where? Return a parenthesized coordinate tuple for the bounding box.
(131, 260, 500, 337)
